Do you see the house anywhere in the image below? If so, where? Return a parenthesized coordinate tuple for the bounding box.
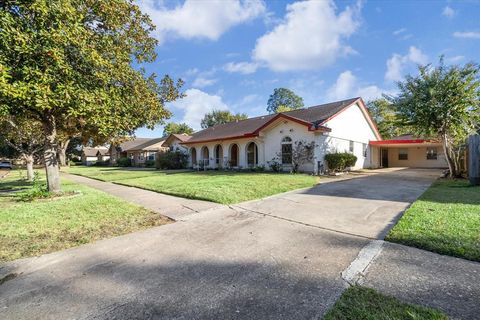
(163, 133, 191, 152)
(369, 134, 447, 168)
(81, 147, 110, 166)
(180, 97, 448, 172)
(110, 137, 168, 166)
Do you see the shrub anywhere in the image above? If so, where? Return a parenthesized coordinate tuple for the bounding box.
(145, 160, 156, 167)
(93, 160, 109, 167)
(267, 156, 282, 173)
(324, 152, 357, 172)
(18, 172, 50, 201)
(117, 157, 131, 167)
(156, 151, 188, 169)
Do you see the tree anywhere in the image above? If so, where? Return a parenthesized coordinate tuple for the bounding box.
(267, 88, 304, 113)
(0, 116, 44, 181)
(291, 140, 316, 173)
(0, 1, 183, 192)
(163, 122, 194, 136)
(366, 98, 411, 139)
(388, 58, 480, 177)
(200, 110, 248, 129)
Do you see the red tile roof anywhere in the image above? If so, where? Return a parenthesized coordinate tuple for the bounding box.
(183, 97, 361, 144)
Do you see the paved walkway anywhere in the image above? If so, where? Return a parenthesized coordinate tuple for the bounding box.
(63, 173, 221, 220)
(1, 168, 478, 319)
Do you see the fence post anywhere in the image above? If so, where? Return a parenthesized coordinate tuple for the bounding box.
(468, 135, 480, 185)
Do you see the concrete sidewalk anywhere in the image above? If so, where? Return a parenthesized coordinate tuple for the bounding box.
(362, 241, 480, 320)
(63, 173, 220, 220)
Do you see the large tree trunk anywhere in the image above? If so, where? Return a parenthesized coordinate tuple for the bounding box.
(442, 134, 458, 178)
(58, 138, 69, 167)
(23, 153, 34, 182)
(43, 119, 61, 192)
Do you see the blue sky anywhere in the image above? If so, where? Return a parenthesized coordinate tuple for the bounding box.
(135, 0, 480, 137)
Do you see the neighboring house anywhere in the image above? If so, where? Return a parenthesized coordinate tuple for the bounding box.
(163, 133, 191, 152)
(81, 147, 110, 166)
(110, 137, 168, 166)
(369, 134, 447, 168)
(180, 97, 448, 172)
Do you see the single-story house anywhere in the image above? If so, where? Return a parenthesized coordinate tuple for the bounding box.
(110, 137, 168, 166)
(369, 134, 447, 168)
(81, 147, 110, 165)
(179, 97, 448, 172)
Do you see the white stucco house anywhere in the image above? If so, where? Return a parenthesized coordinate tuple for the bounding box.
(168, 97, 448, 173)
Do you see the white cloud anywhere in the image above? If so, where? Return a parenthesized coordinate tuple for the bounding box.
(327, 71, 387, 102)
(138, 0, 266, 44)
(453, 31, 480, 39)
(252, 0, 361, 71)
(442, 6, 456, 18)
(385, 46, 428, 82)
(393, 28, 406, 36)
(223, 61, 259, 74)
(169, 89, 229, 130)
(446, 55, 465, 63)
(192, 77, 217, 88)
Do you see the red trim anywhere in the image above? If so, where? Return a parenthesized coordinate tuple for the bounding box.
(369, 139, 438, 145)
(319, 98, 383, 140)
(182, 113, 331, 145)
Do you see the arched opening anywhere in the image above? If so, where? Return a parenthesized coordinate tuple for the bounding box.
(201, 146, 209, 167)
(214, 144, 223, 168)
(229, 144, 239, 167)
(246, 142, 258, 167)
(190, 148, 197, 166)
(281, 136, 292, 165)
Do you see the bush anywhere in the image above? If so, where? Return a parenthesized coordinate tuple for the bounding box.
(156, 151, 188, 169)
(145, 160, 155, 168)
(267, 157, 282, 173)
(18, 172, 50, 201)
(117, 157, 131, 167)
(324, 152, 357, 172)
(93, 160, 109, 167)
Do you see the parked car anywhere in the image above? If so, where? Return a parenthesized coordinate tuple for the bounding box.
(0, 160, 13, 169)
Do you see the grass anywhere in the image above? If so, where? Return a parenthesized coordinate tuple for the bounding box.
(324, 286, 447, 320)
(387, 179, 480, 262)
(0, 170, 171, 263)
(65, 166, 319, 204)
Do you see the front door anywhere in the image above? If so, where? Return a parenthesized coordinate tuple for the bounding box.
(381, 148, 389, 168)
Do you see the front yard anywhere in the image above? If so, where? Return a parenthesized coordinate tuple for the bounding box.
(66, 166, 319, 204)
(387, 179, 480, 262)
(0, 170, 171, 263)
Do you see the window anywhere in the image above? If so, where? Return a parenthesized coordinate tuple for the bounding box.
(281, 137, 292, 164)
(349, 141, 354, 153)
(247, 142, 258, 167)
(362, 143, 367, 158)
(169, 146, 174, 152)
(147, 152, 155, 161)
(426, 147, 438, 160)
(398, 148, 408, 160)
(139, 153, 144, 161)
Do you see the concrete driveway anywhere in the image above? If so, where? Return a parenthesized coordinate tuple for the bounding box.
(0, 168, 441, 320)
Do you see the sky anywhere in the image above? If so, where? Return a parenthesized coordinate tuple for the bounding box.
(134, 0, 480, 137)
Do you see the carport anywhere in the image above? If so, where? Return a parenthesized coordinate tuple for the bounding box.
(369, 135, 448, 168)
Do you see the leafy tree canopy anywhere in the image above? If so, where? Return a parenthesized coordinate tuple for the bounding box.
(366, 98, 411, 139)
(163, 122, 194, 136)
(387, 57, 480, 177)
(200, 110, 248, 129)
(0, 0, 183, 191)
(267, 88, 304, 113)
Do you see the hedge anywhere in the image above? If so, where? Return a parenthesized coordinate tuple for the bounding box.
(324, 152, 357, 172)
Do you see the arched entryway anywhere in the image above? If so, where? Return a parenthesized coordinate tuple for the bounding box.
(246, 142, 258, 167)
(190, 148, 197, 167)
(201, 146, 209, 167)
(229, 144, 239, 167)
(214, 144, 223, 168)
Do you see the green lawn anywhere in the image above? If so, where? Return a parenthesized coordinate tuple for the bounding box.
(0, 170, 171, 263)
(65, 166, 319, 204)
(324, 286, 447, 320)
(387, 179, 480, 262)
